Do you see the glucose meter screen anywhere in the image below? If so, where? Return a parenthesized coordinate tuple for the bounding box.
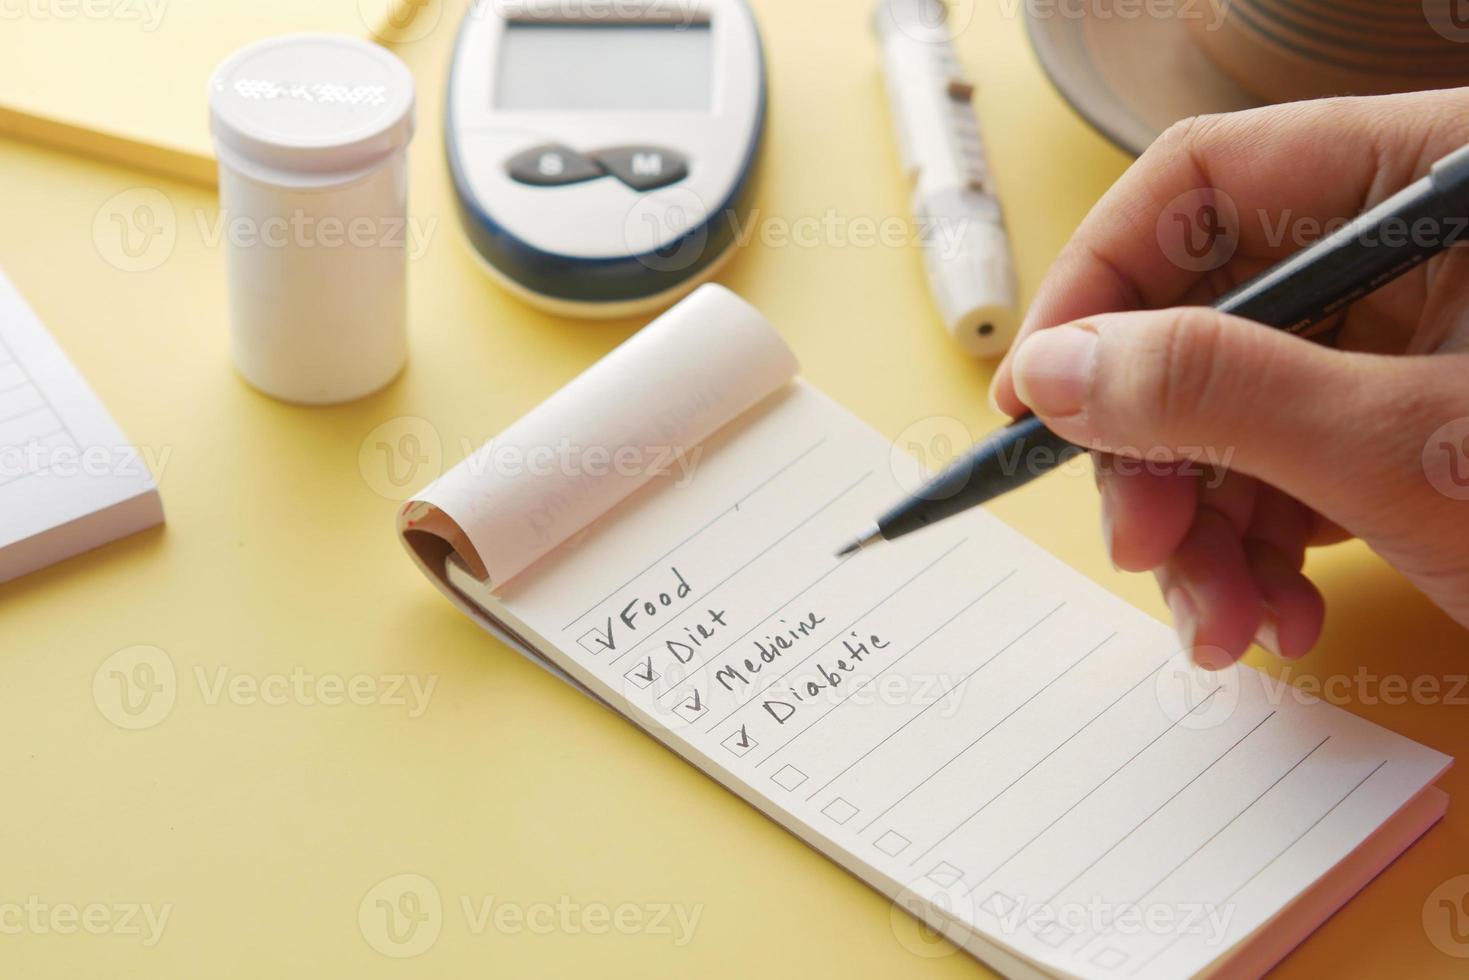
(495, 23, 713, 111)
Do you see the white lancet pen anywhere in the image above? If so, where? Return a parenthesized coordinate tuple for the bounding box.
(874, 0, 1020, 356)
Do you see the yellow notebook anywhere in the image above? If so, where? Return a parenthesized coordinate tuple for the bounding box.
(399, 286, 1450, 978)
(0, 0, 428, 185)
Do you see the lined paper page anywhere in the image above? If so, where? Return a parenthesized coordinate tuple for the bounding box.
(0, 330, 78, 489)
(0, 270, 161, 580)
(454, 382, 1449, 978)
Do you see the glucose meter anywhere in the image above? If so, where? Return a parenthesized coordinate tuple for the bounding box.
(445, 0, 766, 318)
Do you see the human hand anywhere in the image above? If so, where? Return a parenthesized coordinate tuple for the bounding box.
(990, 90, 1469, 669)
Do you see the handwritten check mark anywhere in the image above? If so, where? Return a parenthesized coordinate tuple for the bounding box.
(576, 618, 616, 656)
(722, 724, 757, 756)
(623, 659, 659, 690)
(673, 689, 707, 722)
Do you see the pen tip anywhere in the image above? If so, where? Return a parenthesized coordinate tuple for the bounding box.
(834, 526, 883, 559)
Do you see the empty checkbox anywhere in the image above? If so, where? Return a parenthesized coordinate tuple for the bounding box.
(577, 628, 613, 656)
(980, 891, 1018, 919)
(1035, 920, 1072, 947)
(874, 830, 911, 856)
(926, 861, 964, 887)
(722, 726, 758, 756)
(771, 765, 808, 791)
(821, 798, 858, 824)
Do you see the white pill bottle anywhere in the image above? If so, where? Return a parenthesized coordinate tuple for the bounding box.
(209, 34, 416, 404)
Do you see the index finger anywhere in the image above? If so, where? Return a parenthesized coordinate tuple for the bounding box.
(990, 89, 1469, 417)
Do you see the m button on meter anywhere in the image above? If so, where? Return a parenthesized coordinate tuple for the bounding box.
(506, 144, 605, 186)
(594, 146, 689, 191)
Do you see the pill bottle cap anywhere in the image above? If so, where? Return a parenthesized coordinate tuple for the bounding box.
(209, 33, 415, 188)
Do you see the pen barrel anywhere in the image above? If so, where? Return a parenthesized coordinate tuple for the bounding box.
(878, 415, 1082, 537)
(1214, 163, 1469, 333)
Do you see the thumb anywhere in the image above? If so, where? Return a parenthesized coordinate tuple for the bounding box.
(1008, 307, 1461, 538)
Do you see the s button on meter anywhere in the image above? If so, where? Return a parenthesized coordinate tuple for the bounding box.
(506, 144, 605, 187)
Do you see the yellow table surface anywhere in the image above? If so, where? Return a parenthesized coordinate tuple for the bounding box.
(2, 2, 1466, 976)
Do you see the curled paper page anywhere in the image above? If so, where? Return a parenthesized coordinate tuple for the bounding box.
(399, 284, 800, 590)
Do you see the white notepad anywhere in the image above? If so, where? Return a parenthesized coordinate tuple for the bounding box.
(399, 286, 1450, 979)
(0, 270, 163, 584)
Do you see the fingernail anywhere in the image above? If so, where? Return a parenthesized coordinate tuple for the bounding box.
(1257, 614, 1280, 658)
(1010, 325, 1097, 418)
(1166, 587, 1199, 655)
(1098, 475, 1118, 568)
(986, 379, 1003, 415)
